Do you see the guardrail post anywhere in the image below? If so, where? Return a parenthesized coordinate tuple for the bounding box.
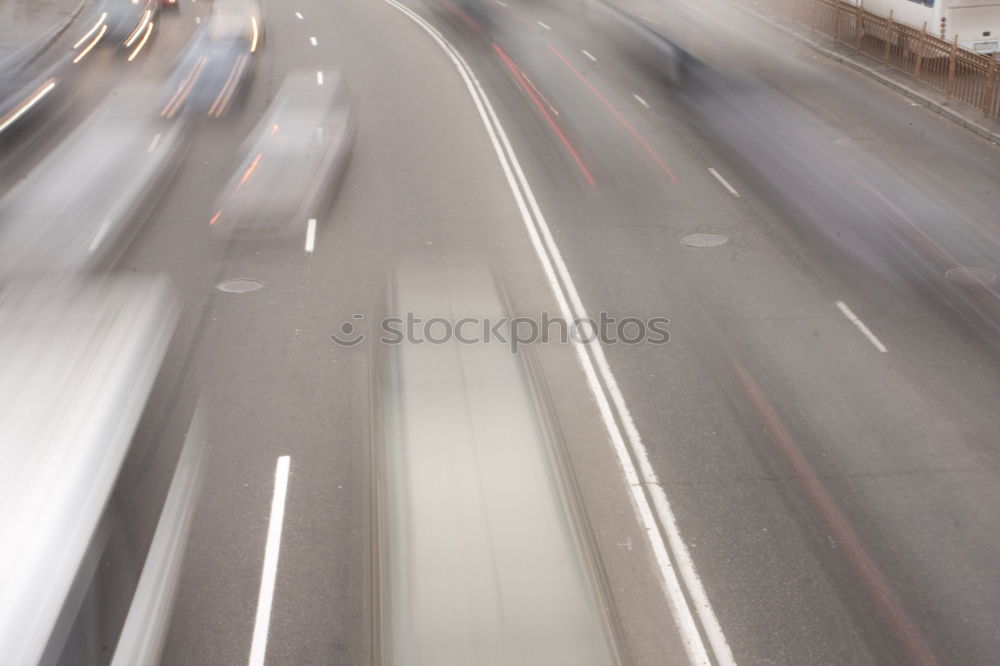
(984, 60, 998, 116)
(947, 34, 958, 97)
(855, 0, 864, 50)
(811, 0, 819, 30)
(914, 22, 927, 77)
(884, 10, 893, 64)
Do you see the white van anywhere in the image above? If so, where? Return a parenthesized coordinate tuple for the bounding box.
(0, 276, 203, 665)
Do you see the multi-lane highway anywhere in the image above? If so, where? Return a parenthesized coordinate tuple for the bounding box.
(3, 0, 1000, 663)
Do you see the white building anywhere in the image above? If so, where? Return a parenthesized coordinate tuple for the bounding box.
(856, 0, 1000, 53)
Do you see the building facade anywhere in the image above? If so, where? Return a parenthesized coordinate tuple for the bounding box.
(853, 0, 1000, 52)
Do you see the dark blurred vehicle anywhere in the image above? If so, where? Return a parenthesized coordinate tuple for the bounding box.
(209, 68, 354, 237)
(0, 276, 203, 666)
(159, 0, 261, 118)
(99, 0, 159, 46)
(0, 86, 187, 281)
(601, 1, 686, 85)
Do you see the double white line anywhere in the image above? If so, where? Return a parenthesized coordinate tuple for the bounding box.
(379, 2, 735, 664)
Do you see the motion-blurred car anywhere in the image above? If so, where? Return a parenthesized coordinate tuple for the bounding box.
(209, 68, 355, 237)
(100, 0, 159, 46)
(160, 0, 181, 11)
(0, 85, 187, 281)
(0, 276, 202, 666)
(602, 1, 686, 85)
(0, 72, 59, 138)
(159, 0, 261, 118)
(0, 30, 67, 137)
(214, 0, 263, 47)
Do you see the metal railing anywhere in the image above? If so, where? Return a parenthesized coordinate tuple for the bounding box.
(755, 0, 1000, 117)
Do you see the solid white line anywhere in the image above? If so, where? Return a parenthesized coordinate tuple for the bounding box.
(537, 20, 551, 29)
(305, 218, 316, 253)
(581, 49, 596, 62)
(89, 218, 113, 252)
(309, 36, 318, 46)
(248, 456, 291, 666)
(633, 93, 650, 109)
(147, 133, 161, 153)
(378, 2, 734, 664)
(316, 70, 324, 86)
(708, 167, 740, 198)
(835, 301, 887, 353)
(295, 11, 304, 19)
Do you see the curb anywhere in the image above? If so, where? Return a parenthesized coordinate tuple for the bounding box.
(0, 0, 90, 72)
(739, 5, 1000, 146)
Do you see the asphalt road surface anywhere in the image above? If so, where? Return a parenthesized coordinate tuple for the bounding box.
(6, 0, 1000, 663)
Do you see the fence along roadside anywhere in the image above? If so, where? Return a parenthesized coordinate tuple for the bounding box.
(756, 0, 1000, 117)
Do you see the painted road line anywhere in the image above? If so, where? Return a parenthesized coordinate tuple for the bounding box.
(836, 301, 888, 353)
(582, 49, 596, 62)
(633, 93, 650, 109)
(708, 168, 740, 198)
(248, 456, 291, 666)
(305, 218, 317, 253)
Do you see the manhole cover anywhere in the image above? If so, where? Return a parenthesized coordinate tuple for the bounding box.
(945, 267, 996, 285)
(682, 233, 728, 248)
(216, 278, 264, 293)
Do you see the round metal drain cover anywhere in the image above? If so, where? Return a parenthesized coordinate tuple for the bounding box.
(216, 278, 264, 293)
(682, 233, 728, 248)
(944, 267, 996, 285)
